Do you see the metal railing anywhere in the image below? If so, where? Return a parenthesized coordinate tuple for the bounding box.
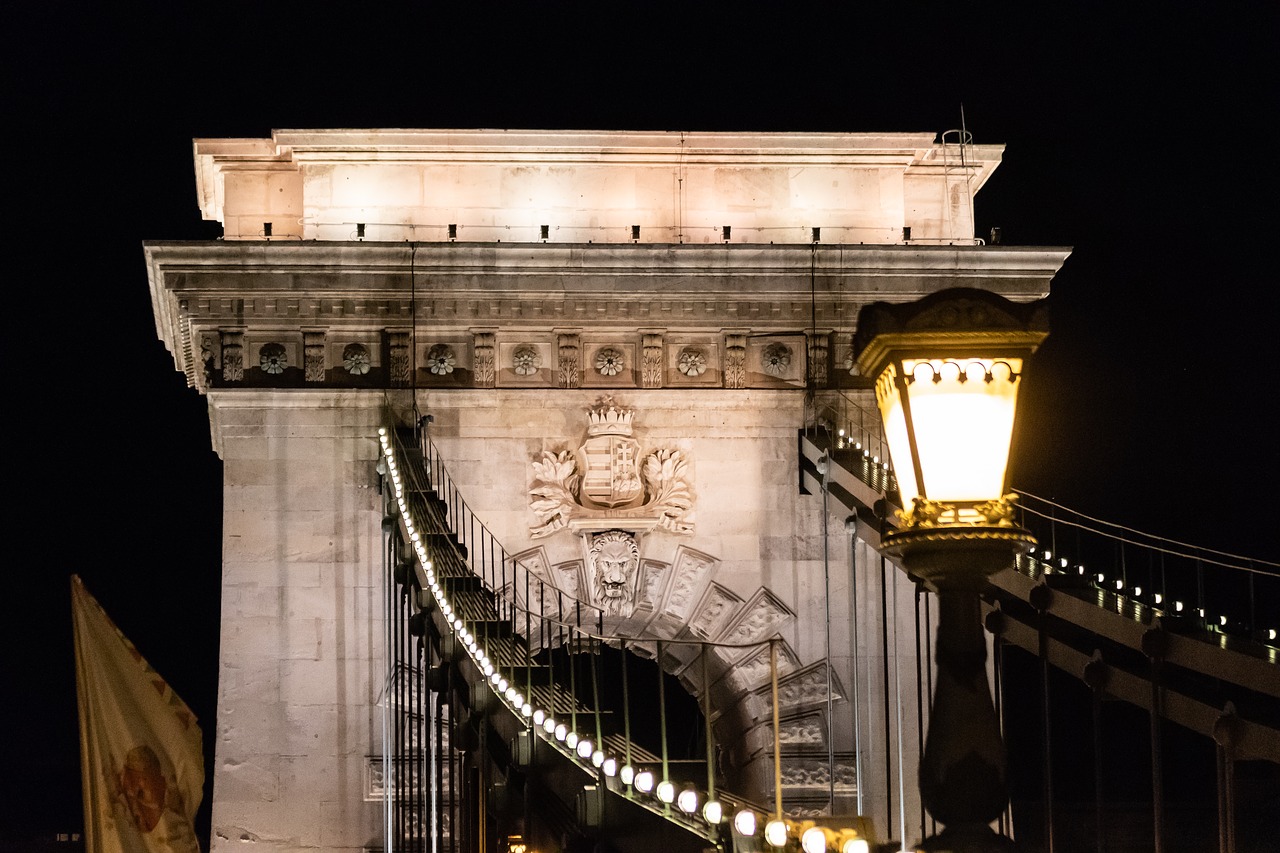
(378, 423, 853, 852)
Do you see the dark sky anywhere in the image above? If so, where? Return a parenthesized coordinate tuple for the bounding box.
(5, 1, 1277, 842)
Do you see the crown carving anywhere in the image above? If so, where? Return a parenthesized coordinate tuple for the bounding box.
(586, 398, 634, 436)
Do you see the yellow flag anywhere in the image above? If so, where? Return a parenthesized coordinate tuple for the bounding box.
(72, 575, 204, 853)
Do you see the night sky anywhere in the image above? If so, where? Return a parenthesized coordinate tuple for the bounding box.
(6, 2, 1277, 846)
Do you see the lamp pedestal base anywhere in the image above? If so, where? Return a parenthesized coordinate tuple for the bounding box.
(882, 525, 1034, 853)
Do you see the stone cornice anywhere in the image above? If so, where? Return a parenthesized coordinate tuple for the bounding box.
(147, 242, 1069, 391)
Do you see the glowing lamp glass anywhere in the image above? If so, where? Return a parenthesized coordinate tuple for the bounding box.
(565, 732, 579, 750)
(801, 827, 831, 853)
(656, 780, 675, 803)
(842, 838, 870, 853)
(676, 787, 699, 814)
(875, 358, 1024, 511)
(602, 757, 618, 776)
(543, 717, 556, 734)
(576, 739, 593, 759)
(619, 765, 636, 785)
(733, 809, 757, 837)
(764, 818, 789, 847)
(634, 770, 654, 793)
(591, 750, 605, 768)
(554, 724, 567, 742)
(532, 709, 545, 726)
(702, 799, 723, 825)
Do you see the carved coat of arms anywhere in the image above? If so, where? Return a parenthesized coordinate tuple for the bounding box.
(528, 398, 694, 539)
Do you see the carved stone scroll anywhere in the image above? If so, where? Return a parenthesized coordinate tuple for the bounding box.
(805, 330, 829, 387)
(724, 334, 747, 389)
(387, 331, 411, 387)
(220, 330, 244, 382)
(303, 331, 326, 382)
(473, 332, 496, 387)
(558, 333, 581, 388)
(641, 333, 664, 388)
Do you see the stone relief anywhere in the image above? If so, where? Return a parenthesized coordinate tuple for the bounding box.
(259, 343, 287, 375)
(220, 331, 244, 382)
(473, 332, 495, 387)
(690, 583, 742, 639)
(677, 347, 707, 377)
(512, 346, 541, 376)
(728, 641, 799, 692)
(775, 714, 825, 745)
(528, 398, 693, 538)
(720, 589, 794, 647)
(303, 331, 325, 382)
(762, 342, 791, 376)
(594, 347, 625, 377)
(641, 334, 663, 388)
(558, 334, 581, 388)
(387, 332, 411, 386)
(342, 343, 371, 375)
(426, 344, 455, 375)
(585, 530, 641, 616)
(805, 331, 828, 387)
(724, 334, 746, 388)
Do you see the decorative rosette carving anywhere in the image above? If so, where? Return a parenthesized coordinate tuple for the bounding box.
(259, 343, 287, 375)
(594, 347, 625, 377)
(762, 342, 791, 376)
(342, 343, 371, 375)
(677, 348, 707, 377)
(513, 347, 541, 376)
(426, 344, 455, 375)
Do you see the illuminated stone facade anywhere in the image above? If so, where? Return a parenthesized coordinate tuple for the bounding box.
(148, 129, 1067, 851)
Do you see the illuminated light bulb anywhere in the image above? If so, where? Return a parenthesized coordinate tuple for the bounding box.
(733, 809, 757, 837)
(602, 757, 617, 777)
(543, 717, 556, 734)
(577, 739, 593, 759)
(1197, 607, 1206, 618)
(801, 827, 830, 853)
(504, 686, 518, 701)
(619, 765, 635, 785)
(656, 780, 675, 804)
(1096, 574, 1106, 584)
(554, 724, 567, 741)
(842, 838, 870, 853)
(1115, 579, 1124, 591)
(702, 799, 722, 825)
(497, 678, 509, 692)
(1175, 601, 1184, 613)
(378, 427, 387, 437)
(521, 703, 533, 717)
(634, 770, 654, 793)
(1220, 615, 1228, 627)
(489, 672, 501, 685)
(565, 732, 579, 750)
(1043, 550, 1052, 561)
(837, 428, 846, 437)
(1134, 586, 1142, 597)
(424, 560, 433, 571)
(1059, 557, 1069, 568)
(854, 442, 862, 450)
(1153, 592, 1163, 604)
(591, 750, 605, 768)
(764, 818, 789, 847)
(676, 787, 698, 814)
(532, 709, 545, 726)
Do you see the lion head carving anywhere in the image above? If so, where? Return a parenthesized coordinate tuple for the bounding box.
(587, 530, 639, 615)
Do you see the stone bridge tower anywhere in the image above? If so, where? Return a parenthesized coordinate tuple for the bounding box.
(146, 130, 1068, 851)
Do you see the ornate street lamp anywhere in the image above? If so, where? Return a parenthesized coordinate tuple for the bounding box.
(853, 288, 1049, 852)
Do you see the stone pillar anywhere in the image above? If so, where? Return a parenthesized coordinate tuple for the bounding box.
(208, 391, 384, 853)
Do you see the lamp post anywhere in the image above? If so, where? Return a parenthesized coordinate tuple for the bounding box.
(853, 288, 1049, 852)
